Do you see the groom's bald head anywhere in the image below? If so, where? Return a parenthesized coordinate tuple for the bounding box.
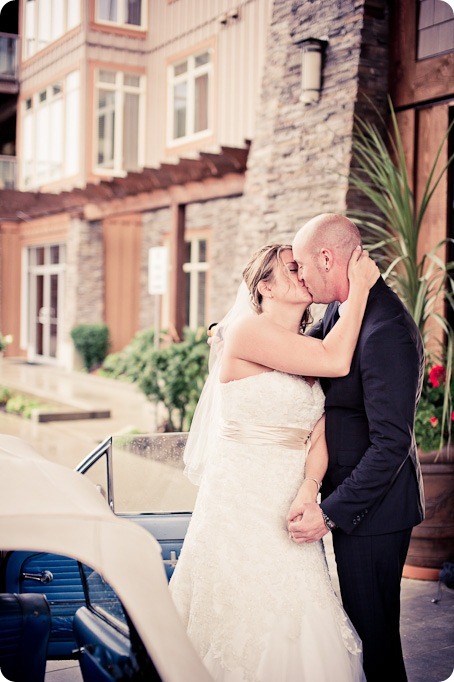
(292, 213, 362, 303)
(294, 213, 361, 260)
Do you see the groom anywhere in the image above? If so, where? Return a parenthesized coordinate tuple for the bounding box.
(288, 213, 425, 682)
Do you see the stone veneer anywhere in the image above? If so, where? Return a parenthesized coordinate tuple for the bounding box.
(64, 218, 104, 366)
(186, 195, 245, 322)
(140, 195, 245, 331)
(65, 219, 104, 326)
(234, 0, 389, 277)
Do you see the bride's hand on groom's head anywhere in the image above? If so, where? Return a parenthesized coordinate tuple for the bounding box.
(347, 245, 380, 290)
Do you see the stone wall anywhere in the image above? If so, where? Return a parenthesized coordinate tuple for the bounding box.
(63, 217, 104, 368)
(186, 195, 244, 321)
(140, 195, 245, 331)
(234, 0, 389, 274)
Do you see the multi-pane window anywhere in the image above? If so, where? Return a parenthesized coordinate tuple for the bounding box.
(417, 0, 454, 59)
(168, 50, 212, 144)
(24, 0, 80, 59)
(95, 70, 144, 174)
(22, 71, 80, 188)
(96, 0, 145, 29)
(183, 237, 209, 329)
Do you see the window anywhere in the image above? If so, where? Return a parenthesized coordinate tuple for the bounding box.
(417, 0, 454, 59)
(81, 564, 128, 632)
(96, 0, 145, 29)
(22, 71, 80, 188)
(95, 69, 145, 174)
(168, 50, 212, 144)
(183, 237, 209, 329)
(24, 0, 81, 59)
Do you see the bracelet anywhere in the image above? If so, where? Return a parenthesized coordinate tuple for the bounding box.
(303, 477, 322, 492)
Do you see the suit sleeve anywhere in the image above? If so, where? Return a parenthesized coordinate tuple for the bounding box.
(321, 319, 423, 533)
(307, 320, 324, 339)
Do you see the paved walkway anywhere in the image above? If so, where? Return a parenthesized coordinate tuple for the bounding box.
(0, 357, 453, 681)
(0, 357, 158, 467)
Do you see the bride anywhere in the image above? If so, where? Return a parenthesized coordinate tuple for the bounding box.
(169, 242, 378, 682)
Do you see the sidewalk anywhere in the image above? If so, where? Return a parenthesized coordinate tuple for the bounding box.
(0, 357, 453, 681)
(0, 357, 158, 467)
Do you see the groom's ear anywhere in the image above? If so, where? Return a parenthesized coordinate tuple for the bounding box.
(320, 248, 333, 272)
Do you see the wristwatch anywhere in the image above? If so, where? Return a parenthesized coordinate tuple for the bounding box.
(321, 511, 337, 532)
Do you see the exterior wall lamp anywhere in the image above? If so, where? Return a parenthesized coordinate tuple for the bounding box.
(296, 37, 328, 105)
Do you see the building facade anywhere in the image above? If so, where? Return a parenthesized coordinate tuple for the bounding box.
(0, 0, 453, 368)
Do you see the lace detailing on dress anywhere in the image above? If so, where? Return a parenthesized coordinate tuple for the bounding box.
(170, 372, 364, 682)
(220, 371, 325, 431)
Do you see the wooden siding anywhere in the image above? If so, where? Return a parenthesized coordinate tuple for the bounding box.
(103, 214, 142, 352)
(390, 0, 454, 108)
(147, 0, 272, 166)
(0, 221, 22, 357)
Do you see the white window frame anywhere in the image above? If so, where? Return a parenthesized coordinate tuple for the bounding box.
(95, 0, 147, 30)
(167, 49, 213, 147)
(24, 243, 66, 364)
(94, 69, 145, 176)
(23, 0, 81, 59)
(21, 71, 80, 189)
(182, 236, 209, 330)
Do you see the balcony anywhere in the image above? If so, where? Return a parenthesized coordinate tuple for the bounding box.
(0, 33, 19, 93)
(0, 155, 17, 189)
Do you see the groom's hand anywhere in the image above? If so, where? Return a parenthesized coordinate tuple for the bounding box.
(288, 503, 328, 543)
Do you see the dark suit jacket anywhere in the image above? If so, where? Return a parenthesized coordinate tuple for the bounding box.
(311, 277, 425, 535)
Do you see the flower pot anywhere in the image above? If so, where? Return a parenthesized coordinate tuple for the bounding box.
(403, 447, 454, 581)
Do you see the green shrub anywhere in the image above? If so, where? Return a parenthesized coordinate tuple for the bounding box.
(100, 326, 210, 431)
(138, 327, 210, 431)
(0, 385, 12, 406)
(6, 394, 41, 419)
(99, 328, 176, 382)
(71, 324, 110, 372)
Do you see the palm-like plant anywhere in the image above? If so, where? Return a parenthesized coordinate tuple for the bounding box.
(348, 98, 454, 452)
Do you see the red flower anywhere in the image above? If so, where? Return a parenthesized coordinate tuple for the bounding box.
(428, 365, 446, 388)
(429, 416, 439, 428)
(452, 411, 454, 422)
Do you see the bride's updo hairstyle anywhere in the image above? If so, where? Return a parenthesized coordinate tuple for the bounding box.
(242, 243, 312, 333)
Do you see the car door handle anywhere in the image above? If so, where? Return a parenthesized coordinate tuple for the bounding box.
(162, 551, 179, 567)
(22, 570, 54, 584)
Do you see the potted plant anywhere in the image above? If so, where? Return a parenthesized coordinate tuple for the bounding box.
(348, 99, 454, 579)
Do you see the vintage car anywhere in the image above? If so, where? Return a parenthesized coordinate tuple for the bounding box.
(0, 433, 212, 682)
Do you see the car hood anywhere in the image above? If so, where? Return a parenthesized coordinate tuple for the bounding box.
(0, 434, 212, 682)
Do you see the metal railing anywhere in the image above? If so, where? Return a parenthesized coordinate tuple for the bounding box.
(0, 32, 19, 81)
(0, 155, 17, 189)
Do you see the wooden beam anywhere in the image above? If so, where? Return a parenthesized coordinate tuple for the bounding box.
(83, 173, 245, 221)
(416, 104, 449, 351)
(169, 203, 186, 339)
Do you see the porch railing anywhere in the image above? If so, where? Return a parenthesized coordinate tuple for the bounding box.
(0, 33, 19, 81)
(0, 155, 17, 189)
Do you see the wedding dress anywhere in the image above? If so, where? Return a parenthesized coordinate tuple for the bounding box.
(170, 370, 365, 682)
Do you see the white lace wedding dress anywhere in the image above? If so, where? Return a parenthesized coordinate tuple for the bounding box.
(170, 371, 365, 682)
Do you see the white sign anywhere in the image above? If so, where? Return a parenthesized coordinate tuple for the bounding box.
(148, 246, 168, 295)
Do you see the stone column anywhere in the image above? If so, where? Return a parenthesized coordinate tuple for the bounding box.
(235, 0, 389, 274)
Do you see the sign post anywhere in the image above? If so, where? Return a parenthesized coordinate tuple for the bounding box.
(148, 247, 168, 349)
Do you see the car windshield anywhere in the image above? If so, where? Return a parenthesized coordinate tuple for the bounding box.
(81, 433, 198, 514)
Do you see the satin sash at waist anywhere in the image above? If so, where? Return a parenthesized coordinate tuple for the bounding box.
(219, 419, 311, 450)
